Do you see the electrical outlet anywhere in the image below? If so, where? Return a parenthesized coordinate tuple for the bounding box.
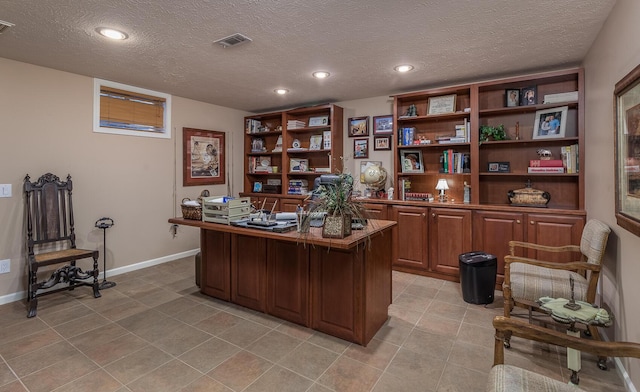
(0, 184, 11, 198)
(0, 259, 9, 274)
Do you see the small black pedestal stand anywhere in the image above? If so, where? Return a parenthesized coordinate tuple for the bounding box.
(95, 217, 116, 289)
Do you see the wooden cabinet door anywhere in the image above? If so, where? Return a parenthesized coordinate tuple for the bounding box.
(200, 229, 231, 300)
(391, 205, 428, 271)
(231, 234, 266, 312)
(429, 208, 472, 277)
(279, 198, 301, 212)
(362, 203, 388, 220)
(526, 214, 584, 262)
(472, 210, 525, 284)
(267, 240, 310, 326)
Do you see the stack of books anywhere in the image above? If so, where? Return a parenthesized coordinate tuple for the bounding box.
(398, 178, 412, 201)
(528, 159, 565, 173)
(405, 192, 434, 201)
(440, 150, 470, 173)
(399, 127, 416, 146)
(561, 144, 579, 173)
(287, 120, 306, 129)
(288, 179, 309, 195)
(245, 119, 262, 134)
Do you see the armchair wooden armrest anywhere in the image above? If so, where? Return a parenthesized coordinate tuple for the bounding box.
(503, 256, 600, 272)
(492, 316, 640, 366)
(509, 240, 580, 255)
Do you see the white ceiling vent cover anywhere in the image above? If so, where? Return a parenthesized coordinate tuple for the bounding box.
(0, 20, 15, 34)
(214, 33, 252, 48)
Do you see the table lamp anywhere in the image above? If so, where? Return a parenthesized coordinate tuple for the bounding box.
(435, 179, 449, 202)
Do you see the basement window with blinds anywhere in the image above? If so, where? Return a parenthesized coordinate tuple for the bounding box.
(93, 79, 172, 139)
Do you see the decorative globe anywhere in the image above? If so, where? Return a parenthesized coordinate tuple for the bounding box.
(362, 164, 387, 191)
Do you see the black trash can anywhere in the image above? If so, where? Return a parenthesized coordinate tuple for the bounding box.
(459, 251, 497, 304)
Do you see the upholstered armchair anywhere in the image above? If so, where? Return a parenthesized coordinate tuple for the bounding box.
(502, 219, 611, 348)
(488, 316, 640, 391)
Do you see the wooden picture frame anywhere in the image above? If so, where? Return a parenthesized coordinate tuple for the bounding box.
(427, 94, 456, 115)
(400, 150, 424, 173)
(348, 116, 369, 137)
(532, 106, 568, 139)
(614, 63, 640, 237)
(183, 127, 225, 186)
(353, 138, 369, 159)
(373, 115, 393, 134)
(505, 89, 520, 107)
(374, 136, 392, 150)
(521, 86, 537, 106)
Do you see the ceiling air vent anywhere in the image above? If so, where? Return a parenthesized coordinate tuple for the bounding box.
(214, 33, 252, 48)
(0, 20, 15, 34)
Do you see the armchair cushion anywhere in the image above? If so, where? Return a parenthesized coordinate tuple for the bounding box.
(510, 263, 587, 304)
(488, 364, 582, 391)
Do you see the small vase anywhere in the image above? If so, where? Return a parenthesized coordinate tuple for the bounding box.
(322, 213, 352, 238)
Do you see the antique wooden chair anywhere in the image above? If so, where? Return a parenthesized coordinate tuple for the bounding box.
(24, 173, 101, 318)
(489, 316, 640, 391)
(502, 219, 611, 347)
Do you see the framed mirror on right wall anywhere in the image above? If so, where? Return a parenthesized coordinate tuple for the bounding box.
(614, 63, 640, 237)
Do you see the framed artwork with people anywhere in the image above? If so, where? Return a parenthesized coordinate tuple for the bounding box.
(533, 106, 568, 139)
(521, 86, 537, 106)
(505, 89, 520, 107)
(183, 127, 225, 186)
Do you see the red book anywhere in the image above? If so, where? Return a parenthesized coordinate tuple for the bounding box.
(528, 167, 565, 173)
(529, 159, 564, 167)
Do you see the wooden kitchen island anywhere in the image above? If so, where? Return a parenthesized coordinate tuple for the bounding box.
(169, 218, 396, 346)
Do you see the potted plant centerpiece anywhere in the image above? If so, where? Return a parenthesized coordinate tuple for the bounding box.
(308, 172, 367, 239)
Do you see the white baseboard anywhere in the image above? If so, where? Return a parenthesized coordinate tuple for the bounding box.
(0, 249, 200, 306)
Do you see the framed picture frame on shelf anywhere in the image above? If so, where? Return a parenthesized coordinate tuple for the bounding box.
(614, 63, 640, 237)
(360, 161, 382, 182)
(348, 116, 369, 137)
(488, 162, 511, 173)
(532, 106, 568, 139)
(521, 86, 537, 105)
(400, 150, 424, 173)
(309, 116, 329, 127)
(183, 127, 225, 186)
(374, 136, 392, 150)
(505, 89, 520, 107)
(290, 158, 309, 172)
(427, 94, 456, 115)
(373, 115, 393, 134)
(353, 138, 369, 159)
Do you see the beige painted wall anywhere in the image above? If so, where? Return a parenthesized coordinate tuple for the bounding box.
(336, 96, 395, 194)
(0, 57, 248, 299)
(583, 0, 640, 385)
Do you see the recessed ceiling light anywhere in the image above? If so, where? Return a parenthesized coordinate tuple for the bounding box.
(312, 71, 330, 79)
(394, 65, 414, 73)
(274, 89, 289, 95)
(96, 27, 128, 40)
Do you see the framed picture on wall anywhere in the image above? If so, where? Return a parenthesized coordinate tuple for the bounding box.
(183, 127, 225, 186)
(373, 115, 393, 134)
(348, 116, 369, 137)
(353, 138, 369, 158)
(374, 136, 392, 150)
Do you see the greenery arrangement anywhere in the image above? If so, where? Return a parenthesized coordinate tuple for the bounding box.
(479, 124, 507, 142)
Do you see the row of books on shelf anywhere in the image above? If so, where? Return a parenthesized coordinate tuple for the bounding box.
(245, 119, 278, 134)
(526, 144, 579, 174)
(398, 120, 470, 146)
(397, 178, 411, 201)
(288, 179, 309, 195)
(440, 151, 470, 174)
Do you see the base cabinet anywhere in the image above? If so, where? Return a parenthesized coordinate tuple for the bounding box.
(200, 229, 231, 300)
(391, 205, 428, 271)
(429, 208, 472, 277)
(231, 235, 266, 312)
(267, 240, 309, 326)
(472, 210, 584, 285)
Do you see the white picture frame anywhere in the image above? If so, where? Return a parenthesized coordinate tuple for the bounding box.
(533, 106, 568, 139)
(309, 116, 329, 127)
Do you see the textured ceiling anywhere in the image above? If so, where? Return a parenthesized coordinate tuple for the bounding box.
(0, 0, 616, 113)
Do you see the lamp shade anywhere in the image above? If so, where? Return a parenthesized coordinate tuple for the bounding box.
(435, 179, 449, 191)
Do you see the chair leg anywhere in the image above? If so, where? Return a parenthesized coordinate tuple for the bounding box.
(27, 265, 38, 318)
(587, 325, 608, 370)
(502, 284, 513, 348)
(92, 256, 101, 299)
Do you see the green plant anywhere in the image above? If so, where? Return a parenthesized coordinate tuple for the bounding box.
(479, 124, 507, 142)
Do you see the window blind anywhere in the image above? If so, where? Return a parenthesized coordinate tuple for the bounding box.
(99, 86, 166, 132)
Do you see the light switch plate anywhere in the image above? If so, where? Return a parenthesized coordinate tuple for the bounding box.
(0, 259, 9, 274)
(0, 184, 11, 198)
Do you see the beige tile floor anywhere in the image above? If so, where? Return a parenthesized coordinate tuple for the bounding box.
(0, 257, 628, 392)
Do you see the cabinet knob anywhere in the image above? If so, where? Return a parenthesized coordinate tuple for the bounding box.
(516, 220, 521, 224)
(432, 213, 435, 217)
(422, 213, 426, 217)
(530, 220, 535, 225)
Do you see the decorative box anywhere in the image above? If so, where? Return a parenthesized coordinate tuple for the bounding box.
(508, 181, 550, 207)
